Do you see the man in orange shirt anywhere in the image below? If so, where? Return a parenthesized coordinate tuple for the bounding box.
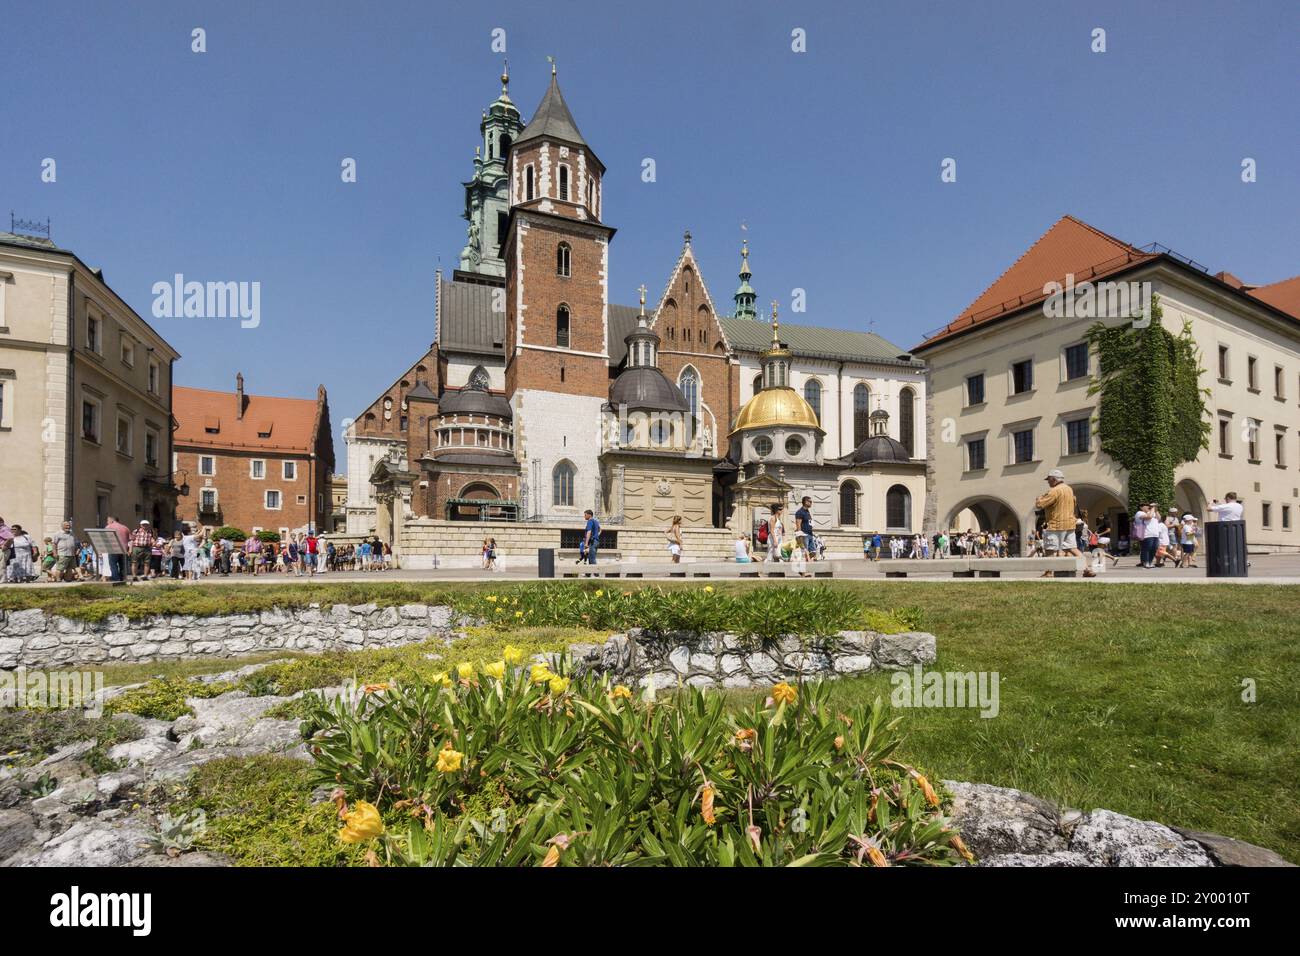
(1034, 468, 1082, 576)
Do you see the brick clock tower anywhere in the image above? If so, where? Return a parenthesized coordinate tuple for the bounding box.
(504, 66, 616, 519)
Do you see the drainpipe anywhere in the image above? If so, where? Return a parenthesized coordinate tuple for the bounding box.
(836, 361, 845, 457)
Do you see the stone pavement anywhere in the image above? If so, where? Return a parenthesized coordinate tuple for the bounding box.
(10, 552, 1300, 586)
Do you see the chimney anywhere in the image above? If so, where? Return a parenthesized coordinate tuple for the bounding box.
(236, 372, 245, 420)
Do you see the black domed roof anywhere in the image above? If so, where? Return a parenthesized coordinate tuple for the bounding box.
(609, 366, 689, 413)
(851, 434, 912, 465)
(438, 386, 512, 420)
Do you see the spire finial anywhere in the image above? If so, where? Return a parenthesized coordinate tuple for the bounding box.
(638, 283, 647, 315)
(547, 55, 556, 76)
(501, 59, 510, 93)
(770, 299, 780, 346)
(683, 228, 692, 246)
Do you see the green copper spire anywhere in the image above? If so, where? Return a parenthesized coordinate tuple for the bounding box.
(733, 238, 757, 320)
(459, 64, 524, 278)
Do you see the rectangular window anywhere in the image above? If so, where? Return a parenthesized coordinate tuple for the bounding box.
(120, 336, 135, 367)
(1218, 345, 1229, 380)
(1284, 505, 1292, 530)
(82, 400, 100, 442)
(0, 375, 11, 429)
(115, 415, 132, 455)
(200, 489, 218, 512)
(296, 495, 307, 505)
(1247, 420, 1259, 461)
(1218, 416, 1231, 456)
(967, 437, 985, 471)
(1275, 365, 1285, 400)
(1247, 356, 1258, 391)
(1011, 359, 1033, 395)
(1261, 502, 1271, 528)
(1012, 428, 1034, 464)
(1276, 430, 1287, 466)
(265, 490, 281, 510)
(87, 315, 100, 353)
(145, 429, 159, 467)
(250, 459, 266, 479)
(1066, 418, 1091, 456)
(148, 359, 160, 395)
(1064, 343, 1089, 381)
(199, 455, 215, 476)
(966, 373, 984, 406)
(282, 460, 297, 480)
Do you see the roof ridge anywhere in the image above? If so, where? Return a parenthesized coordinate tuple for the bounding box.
(174, 384, 318, 405)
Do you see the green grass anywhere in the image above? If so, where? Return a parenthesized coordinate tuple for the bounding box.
(5, 579, 1297, 861)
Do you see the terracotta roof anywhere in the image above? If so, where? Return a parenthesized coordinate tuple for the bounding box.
(174, 385, 322, 454)
(916, 216, 1156, 350)
(1249, 275, 1300, 320)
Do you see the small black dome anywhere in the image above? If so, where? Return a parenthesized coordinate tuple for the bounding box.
(438, 387, 512, 420)
(851, 434, 912, 464)
(609, 366, 689, 412)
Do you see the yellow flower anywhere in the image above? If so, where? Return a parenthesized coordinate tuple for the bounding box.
(362, 682, 390, 695)
(486, 595, 498, 602)
(595, 589, 603, 597)
(610, 685, 632, 700)
(950, 833, 975, 864)
(457, 662, 476, 681)
(530, 664, 554, 685)
(431, 672, 452, 688)
(704, 585, 714, 593)
(503, 645, 525, 665)
(772, 682, 797, 706)
(338, 800, 384, 843)
(436, 745, 464, 774)
(910, 770, 940, 808)
(515, 610, 524, 618)
(549, 675, 570, 695)
(483, 660, 506, 681)
(834, 735, 845, 750)
(541, 844, 561, 868)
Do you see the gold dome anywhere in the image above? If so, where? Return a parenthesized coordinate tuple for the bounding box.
(730, 387, 822, 435)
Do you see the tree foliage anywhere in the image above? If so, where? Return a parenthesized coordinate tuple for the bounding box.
(1086, 296, 1210, 513)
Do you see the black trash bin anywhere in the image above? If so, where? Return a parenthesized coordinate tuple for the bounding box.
(1204, 520, 1248, 578)
(537, 547, 555, 579)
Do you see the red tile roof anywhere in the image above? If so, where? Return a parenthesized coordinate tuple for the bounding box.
(174, 385, 322, 455)
(1249, 275, 1300, 321)
(916, 216, 1156, 350)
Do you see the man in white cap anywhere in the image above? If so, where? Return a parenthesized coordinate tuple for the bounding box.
(1034, 468, 1081, 576)
(128, 519, 153, 582)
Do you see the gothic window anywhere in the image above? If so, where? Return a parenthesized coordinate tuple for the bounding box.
(753, 374, 762, 395)
(899, 386, 916, 456)
(525, 165, 535, 201)
(804, 379, 822, 424)
(587, 179, 594, 209)
(469, 366, 490, 391)
(558, 165, 569, 201)
(839, 481, 860, 526)
(557, 242, 571, 277)
(552, 460, 576, 507)
(679, 366, 699, 421)
(556, 306, 570, 348)
(886, 485, 911, 531)
(853, 384, 871, 446)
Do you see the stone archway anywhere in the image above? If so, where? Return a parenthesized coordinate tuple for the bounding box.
(1175, 478, 1208, 519)
(946, 494, 1022, 553)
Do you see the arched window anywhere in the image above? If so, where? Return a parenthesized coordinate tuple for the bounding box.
(839, 481, 860, 526)
(753, 374, 762, 395)
(679, 366, 700, 421)
(853, 384, 871, 446)
(525, 166, 535, 201)
(468, 366, 490, 391)
(587, 179, 594, 209)
(804, 379, 822, 424)
(558, 165, 569, 201)
(557, 242, 571, 277)
(886, 485, 911, 531)
(500, 134, 512, 155)
(899, 387, 916, 457)
(552, 461, 576, 507)
(556, 306, 570, 348)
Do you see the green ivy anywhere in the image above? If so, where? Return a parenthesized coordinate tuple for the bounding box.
(1087, 296, 1210, 514)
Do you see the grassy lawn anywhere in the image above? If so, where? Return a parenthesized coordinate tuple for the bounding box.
(3, 579, 1297, 860)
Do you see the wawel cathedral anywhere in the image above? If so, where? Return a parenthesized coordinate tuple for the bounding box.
(344, 66, 926, 549)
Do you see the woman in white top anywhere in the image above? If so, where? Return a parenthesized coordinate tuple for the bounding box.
(733, 532, 752, 563)
(181, 524, 201, 581)
(768, 506, 786, 562)
(665, 515, 684, 563)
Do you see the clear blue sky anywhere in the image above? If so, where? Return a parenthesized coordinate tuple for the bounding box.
(6, 0, 1298, 468)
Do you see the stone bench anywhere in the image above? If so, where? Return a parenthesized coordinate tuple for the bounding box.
(561, 559, 839, 579)
(883, 557, 1080, 578)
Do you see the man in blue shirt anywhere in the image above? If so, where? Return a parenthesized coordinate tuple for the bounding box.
(582, 510, 601, 564)
(794, 496, 817, 560)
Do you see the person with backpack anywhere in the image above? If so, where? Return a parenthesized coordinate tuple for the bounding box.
(583, 510, 602, 565)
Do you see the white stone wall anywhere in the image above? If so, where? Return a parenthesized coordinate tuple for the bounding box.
(515, 389, 606, 521)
